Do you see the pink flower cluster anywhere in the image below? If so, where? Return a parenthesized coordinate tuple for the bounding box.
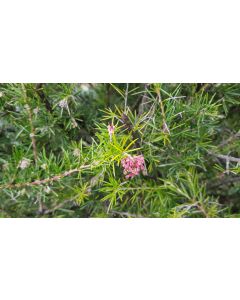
(121, 155, 145, 179)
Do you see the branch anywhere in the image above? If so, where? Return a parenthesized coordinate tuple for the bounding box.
(22, 84, 38, 163)
(195, 203, 209, 218)
(42, 199, 75, 215)
(208, 151, 240, 163)
(156, 87, 170, 135)
(35, 83, 53, 113)
(0, 162, 99, 190)
(219, 131, 240, 147)
(138, 83, 150, 115)
(124, 83, 129, 113)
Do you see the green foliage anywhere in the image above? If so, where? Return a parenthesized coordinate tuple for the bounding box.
(0, 83, 239, 217)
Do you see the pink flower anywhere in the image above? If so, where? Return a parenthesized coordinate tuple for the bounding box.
(121, 155, 145, 179)
(107, 124, 115, 141)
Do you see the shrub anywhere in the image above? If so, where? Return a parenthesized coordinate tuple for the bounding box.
(0, 83, 239, 217)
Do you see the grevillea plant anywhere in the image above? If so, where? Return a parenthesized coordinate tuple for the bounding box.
(0, 83, 239, 217)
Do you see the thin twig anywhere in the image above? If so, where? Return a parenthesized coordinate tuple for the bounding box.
(124, 83, 129, 113)
(195, 203, 209, 218)
(27, 107, 38, 162)
(35, 83, 53, 113)
(22, 84, 38, 163)
(208, 151, 240, 163)
(42, 200, 74, 215)
(156, 87, 170, 134)
(36, 193, 44, 214)
(138, 83, 149, 115)
(219, 131, 240, 147)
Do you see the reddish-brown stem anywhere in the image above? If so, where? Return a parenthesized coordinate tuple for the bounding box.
(0, 162, 99, 190)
